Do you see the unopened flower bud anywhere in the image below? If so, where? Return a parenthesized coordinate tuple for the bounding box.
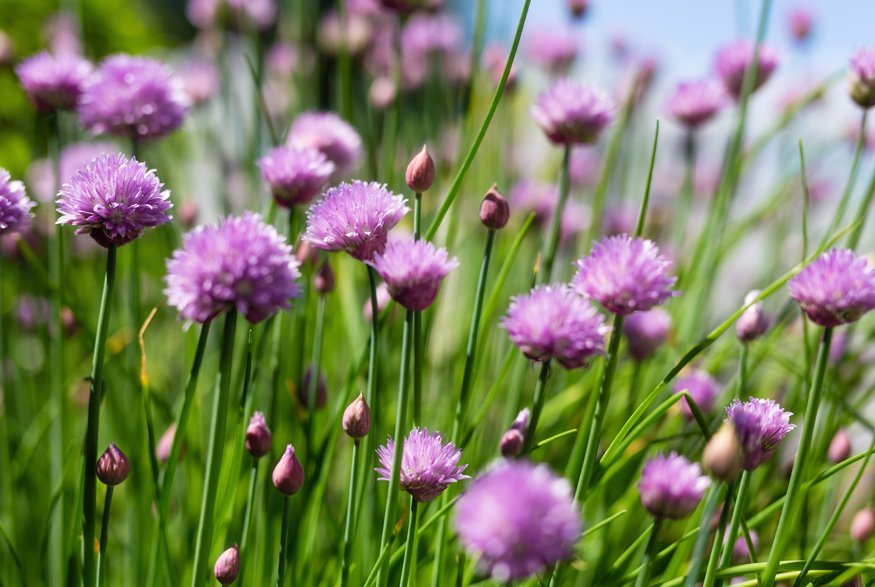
(480, 184, 510, 230)
(851, 507, 875, 543)
(828, 428, 852, 464)
(406, 145, 435, 193)
(298, 367, 328, 409)
(702, 424, 743, 483)
(273, 444, 305, 496)
(369, 76, 396, 110)
(214, 544, 240, 585)
(245, 411, 272, 459)
(568, 0, 588, 18)
(736, 290, 768, 342)
(96, 442, 130, 486)
(156, 423, 184, 464)
(295, 239, 319, 268)
(499, 429, 524, 458)
(843, 576, 863, 587)
(849, 48, 875, 110)
(342, 393, 371, 439)
(314, 261, 335, 295)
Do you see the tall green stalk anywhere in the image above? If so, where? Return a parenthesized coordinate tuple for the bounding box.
(341, 439, 361, 587)
(759, 327, 833, 587)
(237, 460, 259, 587)
(398, 499, 419, 587)
(520, 361, 552, 455)
(307, 294, 327, 451)
(540, 144, 570, 284)
(191, 310, 238, 587)
(633, 518, 663, 587)
(413, 192, 423, 427)
(277, 496, 290, 587)
(824, 110, 868, 243)
(83, 244, 118, 587)
(96, 487, 114, 587)
(720, 470, 752, 583)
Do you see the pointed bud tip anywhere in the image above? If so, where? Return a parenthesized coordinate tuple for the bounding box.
(405, 145, 435, 193)
(343, 393, 371, 439)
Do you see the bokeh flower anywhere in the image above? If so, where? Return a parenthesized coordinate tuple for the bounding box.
(714, 39, 779, 99)
(369, 236, 459, 311)
(15, 51, 92, 113)
(673, 370, 720, 418)
(378, 0, 443, 14)
(526, 29, 579, 74)
(623, 308, 672, 361)
(725, 397, 795, 471)
(453, 460, 580, 582)
(258, 146, 335, 207)
(376, 427, 468, 503)
(187, 0, 277, 31)
(638, 452, 710, 519)
(0, 169, 35, 235)
(56, 153, 172, 247)
(501, 284, 608, 370)
(78, 54, 189, 140)
(530, 79, 616, 145)
(572, 234, 679, 315)
(164, 211, 301, 323)
(304, 180, 408, 262)
(737, 290, 768, 342)
(788, 6, 814, 43)
(848, 46, 875, 109)
(788, 248, 875, 327)
(664, 79, 728, 128)
(287, 112, 362, 175)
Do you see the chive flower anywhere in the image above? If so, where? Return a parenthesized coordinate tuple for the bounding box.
(530, 79, 616, 145)
(673, 370, 720, 419)
(368, 236, 459, 311)
(15, 51, 93, 113)
(287, 112, 362, 176)
(713, 39, 779, 99)
(0, 169, 35, 235)
(725, 397, 795, 471)
(638, 452, 710, 520)
(453, 460, 581, 582)
(304, 180, 408, 262)
(56, 153, 172, 247)
(664, 79, 728, 128)
(501, 284, 608, 370)
(849, 46, 875, 109)
(572, 234, 679, 315)
(788, 248, 875, 327)
(526, 30, 579, 74)
(257, 146, 335, 208)
(623, 308, 672, 362)
(376, 427, 468, 503)
(164, 211, 301, 323)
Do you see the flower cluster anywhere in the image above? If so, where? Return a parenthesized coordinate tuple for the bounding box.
(530, 79, 616, 145)
(725, 397, 795, 470)
(376, 428, 468, 503)
(369, 236, 459, 311)
(287, 112, 362, 175)
(788, 248, 875, 327)
(665, 79, 728, 128)
(0, 169, 35, 235)
(714, 39, 779, 98)
(15, 51, 93, 113)
(638, 452, 710, 519)
(258, 146, 336, 207)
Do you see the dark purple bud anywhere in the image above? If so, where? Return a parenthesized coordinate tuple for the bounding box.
(702, 424, 742, 483)
(480, 184, 510, 230)
(499, 429, 524, 458)
(568, 0, 588, 18)
(96, 442, 130, 486)
(342, 393, 371, 439)
(298, 367, 328, 410)
(273, 444, 305, 496)
(214, 544, 240, 585)
(405, 145, 435, 193)
(828, 429, 852, 464)
(314, 261, 335, 295)
(245, 411, 272, 459)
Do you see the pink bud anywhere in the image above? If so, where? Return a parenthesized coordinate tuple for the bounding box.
(828, 429, 852, 464)
(405, 145, 435, 193)
(245, 411, 272, 459)
(214, 544, 240, 585)
(96, 442, 130, 486)
(851, 507, 875, 543)
(298, 367, 328, 410)
(480, 184, 510, 230)
(156, 423, 183, 464)
(314, 261, 335, 295)
(342, 393, 371, 439)
(273, 444, 305, 496)
(702, 424, 742, 483)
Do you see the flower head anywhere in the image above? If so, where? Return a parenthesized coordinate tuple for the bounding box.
(623, 308, 672, 361)
(725, 397, 795, 471)
(453, 460, 580, 582)
(501, 285, 608, 370)
(788, 6, 814, 43)
(376, 427, 468, 503)
(258, 146, 335, 207)
(714, 39, 779, 99)
(530, 79, 616, 145)
(572, 234, 679, 315)
(187, 0, 277, 30)
(526, 29, 579, 74)
(164, 212, 301, 323)
(849, 47, 875, 109)
(638, 452, 710, 519)
(273, 444, 305, 496)
(788, 248, 875, 327)
(245, 412, 272, 459)
(673, 370, 720, 419)
(56, 153, 172, 247)
(369, 236, 459, 311)
(304, 180, 408, 262)
(664, 79, 728, 128)
(287, 112, 362, 175)
(178, 58, 220, 105)
(78, 55, 189, 140)
(15, 51, 93, 113)
(0, 169, 35, 235)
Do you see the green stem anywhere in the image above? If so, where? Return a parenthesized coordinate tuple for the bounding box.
(367, 265, 380, 410)
(720, 470, 752, 581)
(341, 439, 361, 587)
(683, 483, 723, 587)
(540, 144, 571, 283)
(376, 309, 414, 587)
(96, 486, 113, 587)
(737, 345, 748, 398)
(633, 518, 663, 587)
(413, 192, 423, 427)
(237, 461, 259, 587)
(846, 150, 875, 251)
(703, 482, 735, 587)
(675, 131, 697, 263)
(824, 110, 868, 244)
(83, 244, 117, 587)
(520, 361, 552, 455)
(191, 310, 238, 587)
(307, 295, 326, 450)
(277, 495, 290, 587)
(759, 327, 833, 587)
(398, 500, 419, 587)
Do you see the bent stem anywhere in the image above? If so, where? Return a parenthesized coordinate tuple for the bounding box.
(633, 518, 664, 587)
(191, 310, 238, 587)
(398, 499, 419, 587)
(277, 495, 291, 587)
(759, 327, 833, 587)
(520, 361, 552, 455)
(341, 439, 361, 587)
(96, 486, 113, 587)
(83, 244, 118, 587)
(540, 144, 571, 283)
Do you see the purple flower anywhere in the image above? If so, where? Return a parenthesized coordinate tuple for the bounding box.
(368, 236, 458, 311)
(187, 0, 277, 30)
(178, 58, 220, 105)
(401, 14, 461, 57)
(526, 29, 579, 74)
(287, 112, 362, 176)
(788, 6, 814, 43)
(530, 79, 616, 145)
(724, 527, 758, 564)
(509, 179, 587, 242)
(714, 39, 779, 99)
(0, 169, 35, 236)
(376, 427, 468, 503)
(737, 290, 768, 342)
(623, 308, 672, 362)
(501, 284, 608, 370)
(258, 146, 335, 207)
(15, 51, 93, 113)
(378, 0, 443, 14)
(78, 55, 189, 140)
(673, 370, 720, 419)
(638, 452, 710, 520)
(788, 249, 875, 327)
(56, 153, 172, 247)
(664, 79, 728, 128)
(572, 235, 679, 315)
(164, 212, 301, 323)
(848, 47, 875, 109)
(568, 147, 601, 188)
(725, 397, 795, 471)
(304, 180, 408, 262)
(453, 460, 580, 582)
